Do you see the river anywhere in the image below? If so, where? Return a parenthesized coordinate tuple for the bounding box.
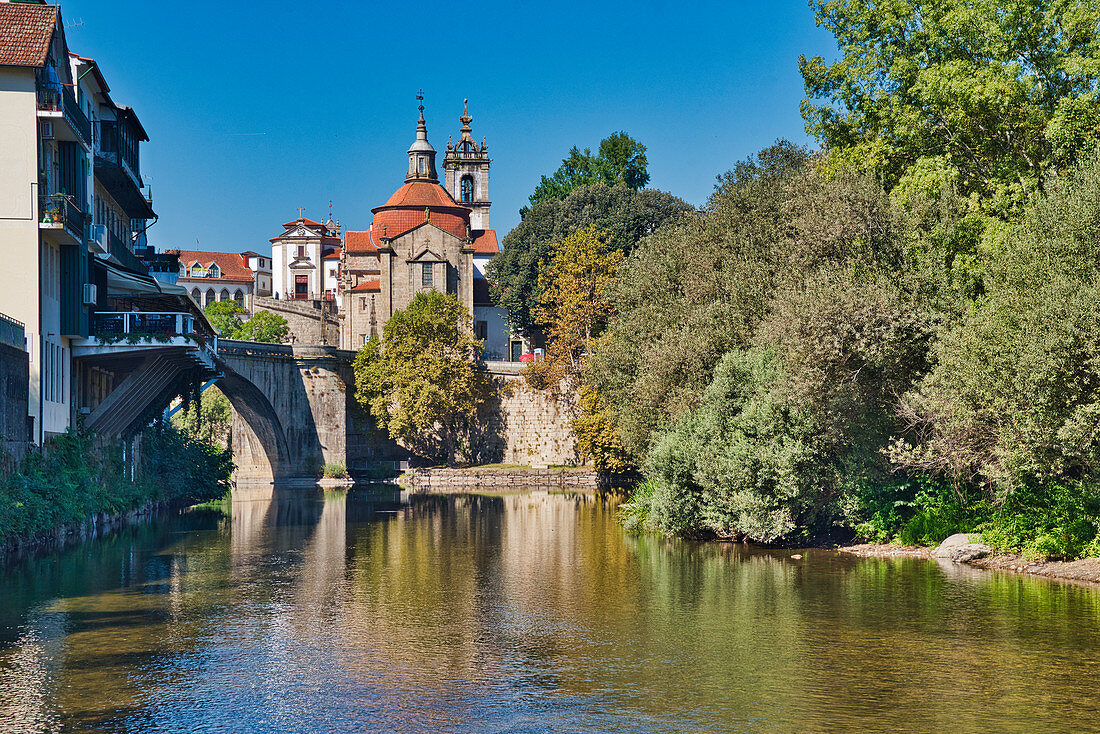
(1, 487, 1099, 733)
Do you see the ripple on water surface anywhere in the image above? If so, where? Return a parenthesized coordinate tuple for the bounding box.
(1, 488, 1100, 733)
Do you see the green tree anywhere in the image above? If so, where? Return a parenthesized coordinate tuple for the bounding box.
(172, 385, 233, 447)
(488, 183, 688, 336)
(236, 310, 290, 343)
(800, 0, 1100, 215)
(893, 152, 1100, 491)
(590, 142, 819, 455)
(205, 300, 245, 337)
(353, 291, 492, 465)
(524, 132, 650, 215)
(528, 226, 623, 388)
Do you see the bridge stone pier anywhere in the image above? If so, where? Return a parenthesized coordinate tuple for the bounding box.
(215, 340, 400, 481)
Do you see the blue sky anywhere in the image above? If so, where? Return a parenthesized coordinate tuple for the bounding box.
(57, 0, 837, 253)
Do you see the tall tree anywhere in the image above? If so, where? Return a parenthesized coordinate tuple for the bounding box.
(800, 0, 1100, 214)
(488, 183, 689, 337)
(353, 291, 491, 465)
(524, 132, 650, 215)
(528, 226, 623, 388)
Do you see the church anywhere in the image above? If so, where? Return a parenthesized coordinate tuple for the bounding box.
(338, 99, 514, 358)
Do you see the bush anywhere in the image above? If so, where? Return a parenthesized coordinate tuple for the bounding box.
(321, 461, 349, 479)
(978, 481, 1100, 560)
(0, 424, 232, 546)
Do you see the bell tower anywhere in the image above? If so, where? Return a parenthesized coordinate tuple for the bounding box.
(444, 99, 491, 230)
(406, 91, 437, 183)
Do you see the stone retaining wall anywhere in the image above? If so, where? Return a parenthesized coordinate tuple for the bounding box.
(401, 467, 603, 493)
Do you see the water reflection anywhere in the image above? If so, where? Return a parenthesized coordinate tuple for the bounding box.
(1, 488, 1099, 733)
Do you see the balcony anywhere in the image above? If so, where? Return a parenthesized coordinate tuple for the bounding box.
(95, 120, 154, 220)
(92, 311, 199, 339)
(36, 80, 91, 148)
(0, 312, 25, 352)
(105, 228, 148, 275)
(39, 193, 86, 247)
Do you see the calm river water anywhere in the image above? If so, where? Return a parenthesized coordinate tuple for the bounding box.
(1, 488, 1099, 733)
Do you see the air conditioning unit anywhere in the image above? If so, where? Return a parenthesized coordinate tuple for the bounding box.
(82, 283, 97, 305)
(40, 120, 54, 140)
(89, 224, 107, 253)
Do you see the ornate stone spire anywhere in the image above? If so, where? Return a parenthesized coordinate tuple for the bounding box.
(459, 98, 473, 141)
(406, 90, 437, 182)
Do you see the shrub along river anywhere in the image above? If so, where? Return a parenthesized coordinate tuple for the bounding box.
(1, 487, 1099, 733)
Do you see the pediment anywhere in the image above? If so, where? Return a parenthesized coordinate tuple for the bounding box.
(288, 259, 316, 270)
(409, 246, 445, 263)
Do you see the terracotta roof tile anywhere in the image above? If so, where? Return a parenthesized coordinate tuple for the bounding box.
(0, 4, 57, 68)
(351, 279, 381, 293)
(377, 181, 465, 210)
(166, 249, 254, 280)
(345, 230, 377, 253)
(323, 246, 342, 260)
(281, 217, 325, 228)
(471, 229, 499, 255)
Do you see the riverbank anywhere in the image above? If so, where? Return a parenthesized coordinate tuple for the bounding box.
(840, 543, 1100, 585)
(0, 425, 231, 562)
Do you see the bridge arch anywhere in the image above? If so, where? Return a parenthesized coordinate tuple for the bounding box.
(214, 357, 292, 481)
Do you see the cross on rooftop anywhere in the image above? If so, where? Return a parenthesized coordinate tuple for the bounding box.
(296, 206, 305, 219)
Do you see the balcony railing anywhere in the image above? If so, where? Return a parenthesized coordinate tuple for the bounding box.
(39, 193, 85, 238)
(106, 229, 148, 274)
(36, 80, 91, 145)
(92, 312, 198, 338)
(0, 312, 25, 351)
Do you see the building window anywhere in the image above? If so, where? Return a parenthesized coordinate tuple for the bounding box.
(210, 264, 221, 278)
(297, 245, 306, 259)
(234, 290, 244, 306)
(475, 320, 487, 340)
(179, 262, 187, 277)
(422, 262, 433, 288)
(360, 297, 367, 312)
(461, 176, 473, 203)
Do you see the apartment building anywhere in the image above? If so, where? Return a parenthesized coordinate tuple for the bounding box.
(0, 1, 158, 444)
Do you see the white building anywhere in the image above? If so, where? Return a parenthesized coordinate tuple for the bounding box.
(269, 215, 342, 303)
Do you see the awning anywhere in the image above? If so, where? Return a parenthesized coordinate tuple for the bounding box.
(97, 260, 215, 332)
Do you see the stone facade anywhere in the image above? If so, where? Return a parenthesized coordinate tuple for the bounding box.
(339, 99, 509, 352)
(251, 295, 339, 346)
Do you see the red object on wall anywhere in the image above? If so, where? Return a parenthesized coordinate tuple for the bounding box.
(518, 353, 534, 363)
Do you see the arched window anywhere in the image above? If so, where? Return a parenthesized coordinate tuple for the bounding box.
(210, 264, 221, 279)
(234, 290, 244, 306)
(191, 288, 201, 303)
(219, 288, 230, 302)
(460, 176, 473, 203)
(179, 262, 187, 277)
(204, 288, 216, 307)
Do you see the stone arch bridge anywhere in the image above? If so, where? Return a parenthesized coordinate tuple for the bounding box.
(214, 340, 398, 480)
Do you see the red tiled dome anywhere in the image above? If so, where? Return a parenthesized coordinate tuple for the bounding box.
(370, 180, 471, 241)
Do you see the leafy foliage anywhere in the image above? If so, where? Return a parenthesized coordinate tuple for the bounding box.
(236, 310, 290, 343)
(353, 291, 493, 465)
(204, 301, 290, 343)
(526, 226, 622, 390)
(572, 383, 634, 474)
(488, 183, 689, 337)
(800, 0, 1100, 214)
(524, 132, 650, 215)
(0, 425, 232, 545)
(172, 385, 232, 446)
(205, 300, 245, 336)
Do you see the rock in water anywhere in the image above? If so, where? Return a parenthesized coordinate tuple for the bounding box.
(933, 533, 978, 558)
(951, 544, 992, 563)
